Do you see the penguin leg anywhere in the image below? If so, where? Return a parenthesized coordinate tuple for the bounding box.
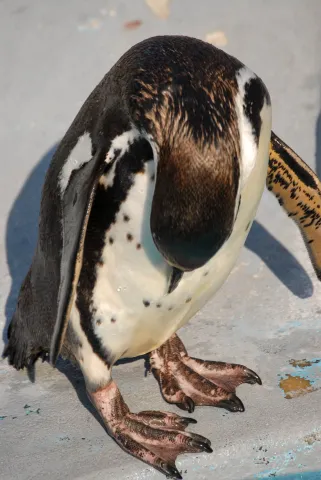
(150, 334, 261, 414)
(78, 350, 212, 479)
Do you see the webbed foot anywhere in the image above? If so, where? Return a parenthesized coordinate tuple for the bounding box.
(89, 381, 212, 479)
(150, 334, 261, 413)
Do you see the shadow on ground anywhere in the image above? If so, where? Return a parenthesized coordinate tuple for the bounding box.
(245, 221, 313, 299)
(3, 143, 59, 343)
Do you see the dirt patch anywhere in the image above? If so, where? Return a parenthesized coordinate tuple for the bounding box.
(289, 359, 320, 368)
(304, 432, 321, 445)
(279, 375, 315, 399)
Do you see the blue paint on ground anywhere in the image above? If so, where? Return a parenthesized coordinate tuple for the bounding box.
(272, 471, 321, 479)
(255, 470, 321, 479)
(276, 321, 302, 334)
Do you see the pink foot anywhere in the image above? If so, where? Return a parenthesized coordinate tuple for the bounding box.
(150, 334, 261, 413)
(89, 381, 212, 479)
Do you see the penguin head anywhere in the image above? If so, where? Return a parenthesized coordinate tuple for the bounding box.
(150, 139, 240, 272)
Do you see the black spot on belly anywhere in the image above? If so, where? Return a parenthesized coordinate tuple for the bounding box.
(185, 297, 192, 303)
(156, 303, 161, 308)
(136, 243, 141, 250)
(243, 77, 269, 144)
(111, 317, 116, 323)
(109, 237, 114, 245)
(143, 300, 150, 307)
(123, 214, 130, 222)
(127, 233, 133, 241)
(96, 319, 102, 326)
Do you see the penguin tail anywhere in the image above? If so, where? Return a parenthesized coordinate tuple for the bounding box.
(2, 271, 49, 372)
(2, 315, 48, 372)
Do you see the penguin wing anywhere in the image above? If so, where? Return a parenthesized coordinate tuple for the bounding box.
(50, 144, 107, 365)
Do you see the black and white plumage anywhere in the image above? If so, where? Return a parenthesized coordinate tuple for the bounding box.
(4, 35, 275, 478)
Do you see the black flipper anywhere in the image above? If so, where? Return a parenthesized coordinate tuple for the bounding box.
(268, 131, 321, 280)
(3, 77, 130, 371)
(50, 148, 107, 365)
(3, 146, 108, 369)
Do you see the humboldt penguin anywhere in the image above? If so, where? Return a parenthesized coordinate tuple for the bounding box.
(4, 36, 321, 479)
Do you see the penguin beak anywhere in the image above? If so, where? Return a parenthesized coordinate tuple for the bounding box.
(167, 267, 184, 294)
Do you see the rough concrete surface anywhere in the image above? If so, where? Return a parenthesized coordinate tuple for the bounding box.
(1, 0, 321, 479)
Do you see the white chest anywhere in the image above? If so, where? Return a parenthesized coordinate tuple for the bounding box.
(81, 114, 269, 361)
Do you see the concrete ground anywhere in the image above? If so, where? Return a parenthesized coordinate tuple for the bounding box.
(1, 0, 321, 478)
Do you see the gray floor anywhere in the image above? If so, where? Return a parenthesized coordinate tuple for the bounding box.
(1, 0, 321, 479)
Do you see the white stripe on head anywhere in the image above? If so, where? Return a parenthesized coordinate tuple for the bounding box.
(59, 132, 92, 194)
(99, 128, 158, 189)
(59, 127, 144, 194)
(105, 126, 141, 164)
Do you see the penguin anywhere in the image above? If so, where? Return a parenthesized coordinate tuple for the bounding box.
(3, 35, 321, 479)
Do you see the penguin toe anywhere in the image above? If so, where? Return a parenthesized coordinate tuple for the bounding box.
(243, 368, 262, 386)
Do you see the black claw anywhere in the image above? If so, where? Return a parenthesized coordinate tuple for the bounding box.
(191, 440, 213, 454)
(163, 463, 183, 479)
(186, 397, 195, 413)
(202, 436, 211, 446)
(245, 368, 262, 386)
(177, 397, 195, 414)
(181, 416, 197, 424)
(218, 394, 245, 413)
(200, 443, 213, 453)
(190, 432, 212, 446)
